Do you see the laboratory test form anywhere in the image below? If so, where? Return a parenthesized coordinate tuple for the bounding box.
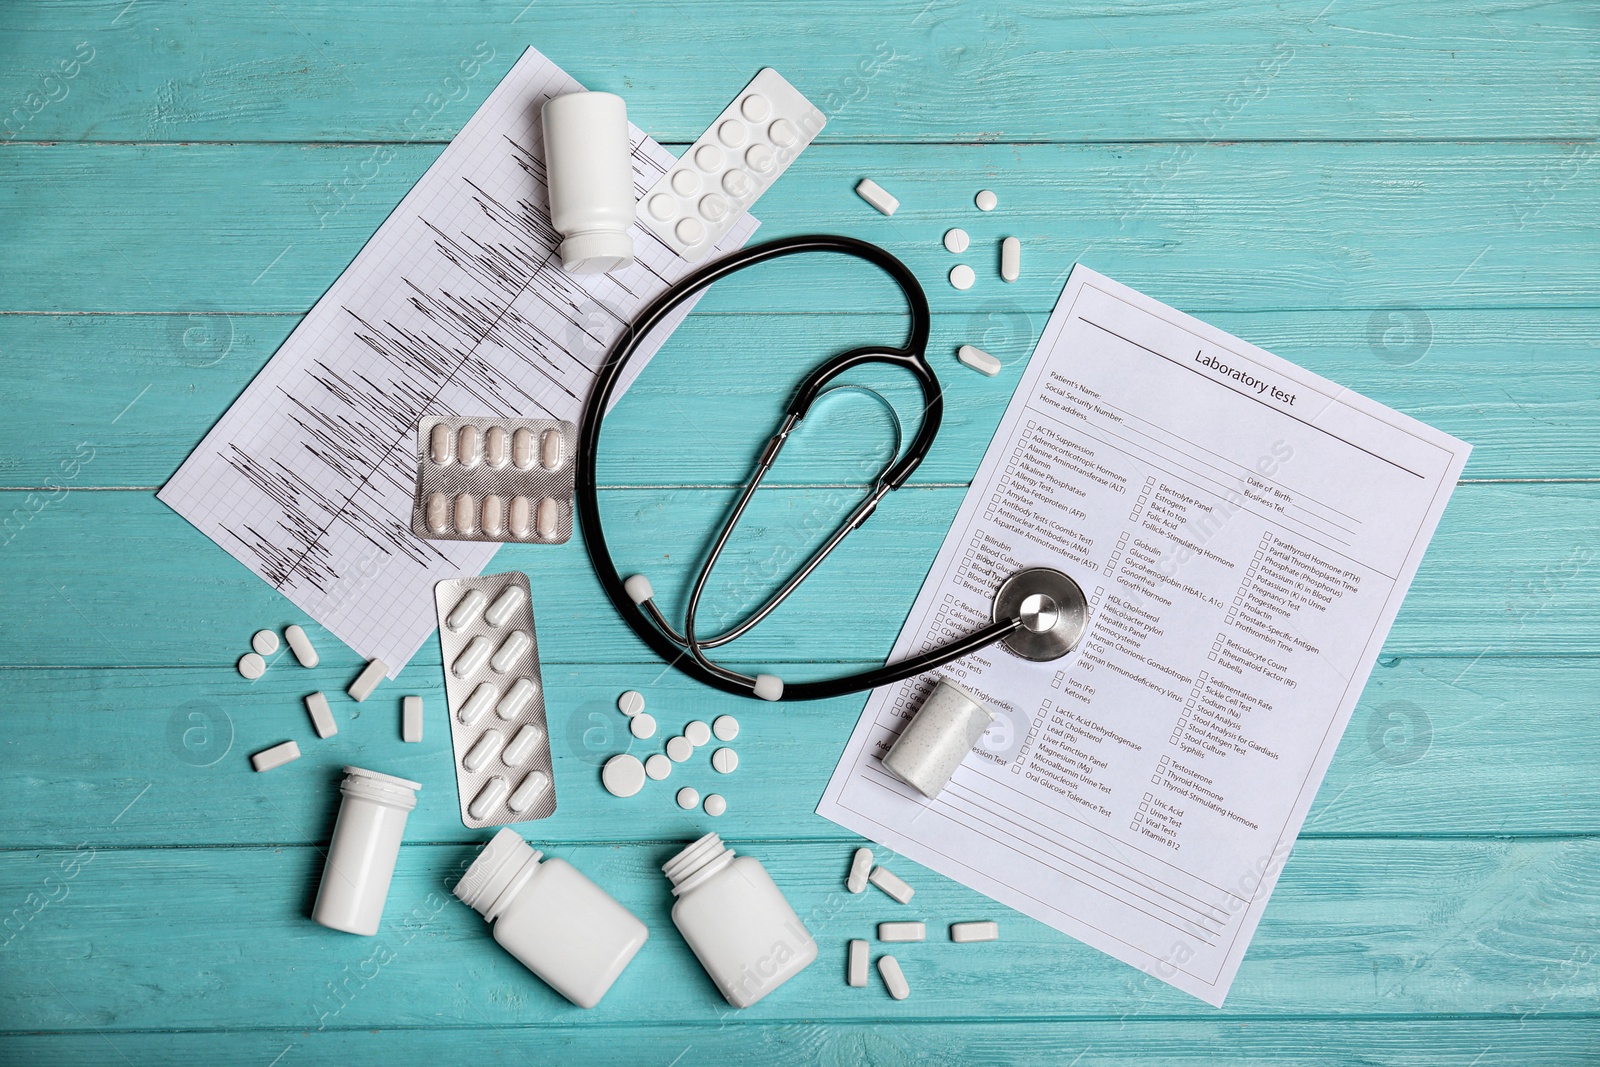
(818, 265, 1471, 1005)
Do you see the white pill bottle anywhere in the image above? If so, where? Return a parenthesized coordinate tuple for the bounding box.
(541, 91, 635, 274)
(454, 828, 649, 1008)
(312, 767, 421, 936)
(663, 832, 817, 1008)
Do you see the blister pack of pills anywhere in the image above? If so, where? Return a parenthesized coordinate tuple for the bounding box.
(640, 68, 824, 263)
(410, 416, 576, 544)
(435, 571, 557, 827)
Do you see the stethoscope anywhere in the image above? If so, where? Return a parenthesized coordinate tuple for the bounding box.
(576, 234, 1089, 701)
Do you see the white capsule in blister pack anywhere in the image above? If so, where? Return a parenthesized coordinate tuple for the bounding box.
(436, 571, 556, 828)
(411, 416, 577, 544)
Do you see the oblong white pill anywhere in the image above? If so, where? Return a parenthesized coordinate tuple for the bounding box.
(468, 775, 509, 820)
(251, 740, 300, 772)
(1001, 236, 1021, 282)
(453, 492, 477, 536)
(305, 691, 337, 738)
(855, 178, 898, 216)
(685, 720, 711, 747)
(536, 497, 559, 539)
(712, 747, 738, 774)
(458, 682, 499, 726)
(949, 264, 975, 291)
(452, 634, 493, 678)
(676, 786, 699, 809)
(666, 735, 693, 762)
(703, 793, 727, 817)
(503, 722, 545, 767)
(975, 188, 997, 211)
(848, 847, 873, 894)
(943, 228, 970, 254)
(507, 770, 550, 813)
(496, 677, 539, 719)
(484, 425, 509, 467)
(618, 690, 646, 717)
(285, 624, 318, 668)
(958, 344, 1002, 377)
(539, 427, 563, 470)
(446, 588, 488, 631)
(630, 713, 657, 740)
(870, 865, 915, 904)
(348, 658, 387, 703)
(490, 629, 531, 673)
(848, 939, 869, 987)
(602, 754, 646, 798)
(480, 494, 506, 537)
(878, 955, 910, 1000)
(508, 495, 533, 538)
(463, 729, 505, 772)
(511, 427, 535, 469)
(713, 714, 740, 741)
(426, 492, 451, 535)
(252, 629, 279, 656)
(484, 583, 526, 628)
(878, 921, 926, 943)
(456, 424, 480, 467)
(402, 695, 423, 743)
(645, 753, 672, 780)
(237, 653, 265, 680)
(950, 921, 1000, 943)
(429, 422, 453, 465)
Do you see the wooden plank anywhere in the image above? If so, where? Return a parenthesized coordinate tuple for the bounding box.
(0, 655, 1592, 848)
(3, 142, 1597, 314)
(1, 838, 1596, 1027)
(0, 482, 1596, 666)
(3, 1, 1597, 143)
(2, 1019, 1596, 1066)
(2, 308, 1596, 488)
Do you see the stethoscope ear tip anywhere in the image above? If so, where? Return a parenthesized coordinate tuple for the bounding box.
(624, 574, 655, 605)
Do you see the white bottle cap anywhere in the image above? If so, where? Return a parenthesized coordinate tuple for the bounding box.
(881, 677, 995, 799)
(559, 229, 635, 275)
(455, 827, 545, 922)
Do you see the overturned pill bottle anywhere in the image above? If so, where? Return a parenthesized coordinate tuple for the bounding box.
(312, 767, 421, 936)
(881, 676, 995, 799)
(663, 832, 817, 1008)
(454, 828, 649, 1008)
(541, 91, 635, 274)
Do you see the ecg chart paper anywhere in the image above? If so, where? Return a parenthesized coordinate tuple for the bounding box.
(818, 265, 1469, 1005)
(159, 47, 757, 676)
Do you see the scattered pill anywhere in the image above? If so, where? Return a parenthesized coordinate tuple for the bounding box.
(469, 775, 509, 820)
(251, 740, 301, 772)
(507, 770, 551, 813)
(285, 624, 319, 668)
(975, 189, 997, 211)
(645, 753, 672, 780)
(949, 264, 975, 291)
(869, 865, 915, 904)
(943, 228, 970, 254)
(950, 921, 1000, 943)
(490, 629, 532, 673)
(251, 629, 280, 656)
(484, 425, 509, 467)
(484, 583, 526, 628)
(847, 938, 869, 987)
(426, 492, 450, 534)
(508, 495, 533, 538)
(496, 677, 539, 719)
(676, 786, 700, 809)
(453, 635, 493, 678)
(348, 657, 388, 702)
(848, 847, 874, 894)
(453, 492, 477, 535)
(237, 652, 266, 681)
(958, 344, 1002, 377)
(447, 588, 488, 631)
(630, 713, 657, 740)
(402, 695, 423, 742)
(480, 494, 506, 537)
(458, 682, 499, 726)
(878, 955, 910, 1000)
(685, 720, 712, 747)
(878, 921, 926, 943)
(512, 427, 535, 469)
(305, 691, 337, 739)
(856, 178, 899, 216)
(429, 423, 453, 465)
(1000, 236, 1021, 282)
(711, 747, 739, 774)
(457, 425, 480, 467)
(619, 690, 646, 716)
(463, 729, 505, 772)
(503, 722, 545, 767)
(712, 714, 740, 741)
(602, 753, 646, 798)
(539, 428, 563, 470)
(703, 793, 727, 817)
(666, 735, 693, 762)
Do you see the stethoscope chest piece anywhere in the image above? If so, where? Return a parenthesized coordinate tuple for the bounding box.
(993, 567, 1090, 661)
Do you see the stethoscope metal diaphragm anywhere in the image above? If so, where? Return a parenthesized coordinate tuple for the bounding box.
(992, 567, 1090, 661)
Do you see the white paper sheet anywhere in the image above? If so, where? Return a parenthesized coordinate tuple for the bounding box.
(158, 47, 756, 676)
(817, 265, 1470, 1005)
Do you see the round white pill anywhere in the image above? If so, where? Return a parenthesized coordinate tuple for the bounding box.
(237, 652, 265, 680)
(676, 786, 699, 810)
(943, 228, 970, 254)
(949, 264, 976, 290)
(671, 169, 699, 196)
(618, 690, 646, 716)
(713, 714, 740, 741)
(722, 169, 754, 198)
(695, 144, 724, 171)
(685, 720, 712, 747)
(630, 713, 657, 740)
(703, 793, 727, 817)
(769, 118, 797, 147)
(251, 629, 279, 656)
(648, 194, 677, 221)
(646, 753, 672, 780)
(666, 735, 693, 762)
(975, 189, 998, 211)
(740, 93, 770, 122)
(699, 194, 729, 221)
(712, 747, 739, 774)
(602, 754, 646, 798)
(745, 144, 775, 173)
(717, 119, 747, 147)
(675, 217, 704, 245)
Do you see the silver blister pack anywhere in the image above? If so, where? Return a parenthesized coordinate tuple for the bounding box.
(410, 416, 576, 544)
(434, 571, 557, 827)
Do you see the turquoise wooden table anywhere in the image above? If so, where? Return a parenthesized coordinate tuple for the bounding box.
(3, 1, 1598, 1062)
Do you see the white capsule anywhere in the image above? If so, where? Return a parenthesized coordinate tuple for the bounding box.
(463, 729, 505, 772)
(702, 793, 727, 817)
(304, 691, 337, 738)
(712, 714, 740, 741)
(251, 740, 301, 772)
(468, 776, 509, 820)
(975, 188, 998, 211)
(490, 629, 531, 673)
(539, 427, 564, 470)
(251, 629, 279, 656)
(878, 921, 926, 943)
(602, 754, 646, 798)
(429, 422, 453, 465)
(847, 847, 873, 894)
(1001, 236, 1021, 282)
(347, 658, 387, 703)
(446, 588, 488, 631)
(456, 424, 480, 467)
(855, 178, 898, 216)
(503, 722, 545, 766)
(484, 583, 526, 628)
(629, 713, 657, 740)
(507, 770, 551, 813)
(878, 955, 910, 1000)
(712, 747, 739, 774)
(958, 344, 1002, 377)
(285, 624, 319, 668)
(645, 753, 672, 780)
(496, 677, 539, 719)
(950, 921, 1000, 943)
(453, 634, 493, 678)
(237, 652, 266, 681)
(480, 494, 506, 537)
(425, 492, 451, 535)
(484, 425, 509, 467)
(618, 690, 646, 717)
(458, 682, 499, 726)
(453, 492, 478, 535)
(943, 228, 970, 254)
(685, 720, 712, 747)
(666, 735, 693, 762)
(869, 865, 915, 904)
(847, 939, 869, 987)
(512, 427, 536, 469)
(676, 786, 700, 810)
(402, 695, 423, 743)
(536, 497, 559, 540)
(949, 264, 976, 291)
(509, 495, 533, 538)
